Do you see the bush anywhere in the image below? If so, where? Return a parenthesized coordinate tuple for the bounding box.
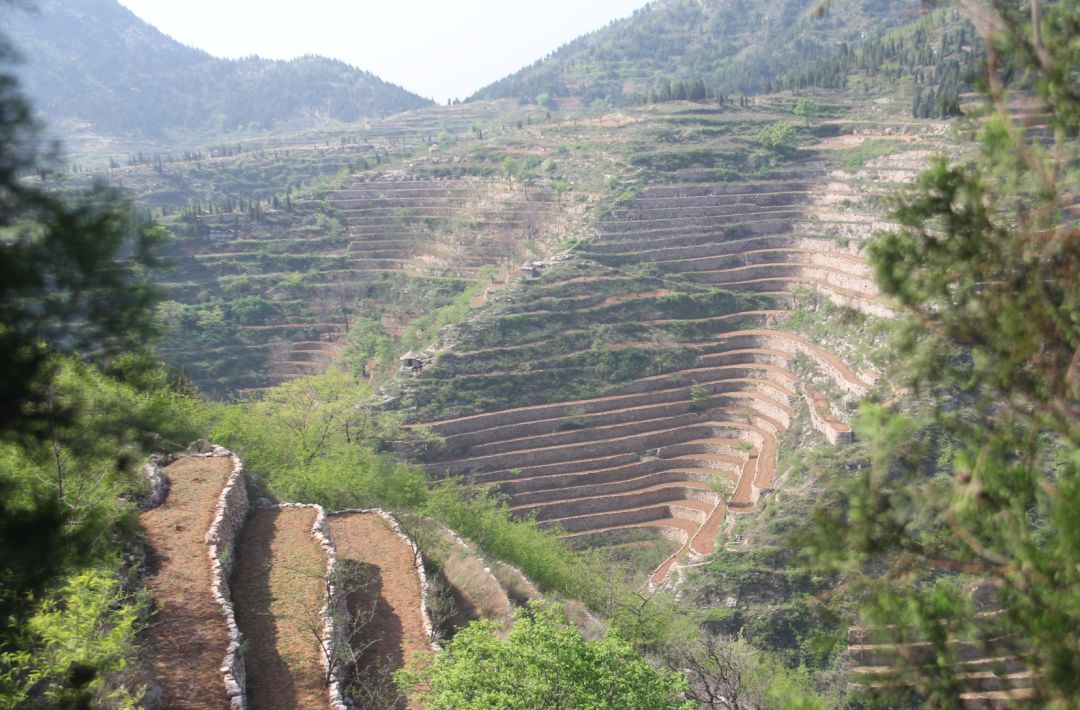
(397, 603, 694, 710)
(1, 569, 148, 708)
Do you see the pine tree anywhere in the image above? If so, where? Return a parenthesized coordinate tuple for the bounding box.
(807, 1, 1080, 704)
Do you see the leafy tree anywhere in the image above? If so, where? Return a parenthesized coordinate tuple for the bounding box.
(212, 369, 433, 510)
(396, 602, 694, 710)
(0, 14, 205, 704)
(501, 156, 520, 180)
(793, 98, 818, 126)
(0, 569, 147, 708)
(342, 316, 395, 377)
(689, 382, 710, 412)
(806, 1, 1080, 704)
(754, 121, 797, 152)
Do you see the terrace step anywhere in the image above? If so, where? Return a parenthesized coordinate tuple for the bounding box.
(233, 506, 330, 710)
(513, 481, 718, 521)
(328, 512, 432, 689)
(138, 456, 237, 709)
(543, 499, 715, 534)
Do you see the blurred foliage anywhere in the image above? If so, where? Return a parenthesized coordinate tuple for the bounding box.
(804, 1, 1080, 704)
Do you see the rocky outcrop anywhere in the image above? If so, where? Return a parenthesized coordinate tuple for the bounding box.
(137, 453, 172, 511)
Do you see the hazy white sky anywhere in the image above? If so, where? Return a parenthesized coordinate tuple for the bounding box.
(117, 0, 650, 103)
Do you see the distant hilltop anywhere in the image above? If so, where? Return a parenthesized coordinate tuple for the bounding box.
(1, 0, 432, 138)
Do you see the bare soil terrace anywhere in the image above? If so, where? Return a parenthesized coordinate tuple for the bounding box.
(138, 456, 234, 709)
(232, 507, 329, 710)
(329, 512, 433, 710)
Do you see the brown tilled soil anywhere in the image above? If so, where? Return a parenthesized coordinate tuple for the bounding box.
(233, 507, 329, 710)
(329, 513, 432, 708)
(138, 456, 233, 710)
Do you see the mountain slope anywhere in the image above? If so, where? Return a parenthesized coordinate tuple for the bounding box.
(470, 0, 924, 105)
(1, 0, 432, 137)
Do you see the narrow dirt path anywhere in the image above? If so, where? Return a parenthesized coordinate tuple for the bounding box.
(138, 456, 234, 709)
(328, 513, 431, 708)
(233, 507, 329, 710)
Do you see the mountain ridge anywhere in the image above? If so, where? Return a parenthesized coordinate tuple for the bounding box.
(470, 0, 925, 105)
(2, 0, 433, 138)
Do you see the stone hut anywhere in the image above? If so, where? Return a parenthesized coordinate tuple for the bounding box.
(400, 351, 425, 372)
(520, 261, 543, 279)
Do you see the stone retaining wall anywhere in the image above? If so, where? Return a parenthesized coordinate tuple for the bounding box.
(433, 375, 796, 456)
(430, 364, 797, 441)
(703, 332, 872, 398)
(699, 349, 792, 370)
(662, 250, 869, 276)
(439, 421, 764, 476)
(435, 524, 521, 621)
(466, 452, 643, 484)
(611, 203, 804, 222)
(820, 288, 895, 319)
(495, 455, 723, 492)
(465, 411, 707, 458)
(523, 485, 719, 521)
(599, 213, 790, 238)
(695, 264, 877, 296)
(543, 503, 704, 533)
(509, 468, 722, 505)
(624, 190, 806, 210)
(635, 181, 812, 199)
(202, 446, 250, 710)
(654, 442, 745, 464)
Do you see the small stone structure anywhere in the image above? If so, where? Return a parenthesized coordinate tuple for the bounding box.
(400, 351, 425, 372)
(802, 386, 853, 445)
(520, 261, 543, 278)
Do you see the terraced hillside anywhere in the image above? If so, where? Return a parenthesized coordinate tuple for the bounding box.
(406, 100, 950, 584)
(135, 100, 580, 395)
(849, 623, 1036, 708)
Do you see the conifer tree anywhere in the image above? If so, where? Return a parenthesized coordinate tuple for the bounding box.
(807, 1, 1080, 704)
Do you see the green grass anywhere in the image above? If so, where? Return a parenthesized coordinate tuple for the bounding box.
(836, 139, 912, 171)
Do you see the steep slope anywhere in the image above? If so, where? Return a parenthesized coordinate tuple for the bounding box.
(470, 0, 923, 104)
(73, 98, 566, 396)
(400, 97, 945, 586)
(1, 0, 431, 140)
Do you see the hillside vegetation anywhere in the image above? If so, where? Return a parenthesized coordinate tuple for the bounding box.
(471, 0, 923, 104)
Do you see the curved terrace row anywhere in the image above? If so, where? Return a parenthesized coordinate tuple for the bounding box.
(410, 138, 884, 583)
